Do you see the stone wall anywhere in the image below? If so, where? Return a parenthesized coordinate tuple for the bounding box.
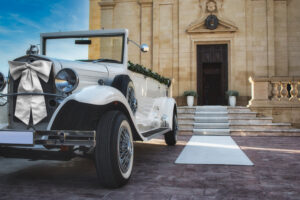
(89, 0, 300, 106)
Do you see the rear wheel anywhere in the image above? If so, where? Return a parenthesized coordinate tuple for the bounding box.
(95, 111, 134, 188)
(164, 111, 178, 146)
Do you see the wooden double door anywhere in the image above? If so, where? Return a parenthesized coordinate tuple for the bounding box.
(197, 44, 228, 105)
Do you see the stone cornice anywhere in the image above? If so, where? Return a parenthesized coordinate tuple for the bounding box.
(98, 1, 116, 8)
(138, 0, 153, 5)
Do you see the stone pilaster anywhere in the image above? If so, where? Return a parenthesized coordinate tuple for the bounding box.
(267, 0, 275, 77)
(274, 0, 288, 76)
(139, 0, 153, 69)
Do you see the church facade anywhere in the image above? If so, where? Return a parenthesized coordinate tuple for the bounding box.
(89, 0, 300, 125)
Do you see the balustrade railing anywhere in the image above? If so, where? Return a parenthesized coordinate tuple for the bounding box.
(248, 76, 300, 107)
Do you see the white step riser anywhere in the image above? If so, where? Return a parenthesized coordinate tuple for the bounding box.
(196, 109, 227, 112)
(195, 113, 228, 117)
(193, 129, 230, 133)
(194, 132, 230, 136)
(195, 118, 229, 123)
(193, 129, 230, 135)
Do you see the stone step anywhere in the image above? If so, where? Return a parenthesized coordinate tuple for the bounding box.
(195, 117, 229, 123)
(178, 124, 194, 129)
(227, 107, 252, 113)
(179, 129, 193, 135)
(231, 129, 300, 136)
(228, 115, 267, 119)
(178, 117, 194, 123)
(228, 113, 257, 118)
(228, 117, 273, 124)
(177, 113, 195, 118)
(194, 122, 230, 129)
(195, 112, 228, 117)
(196, 106, 227, 112)
(193, 128, 230, 136)
(230, 123, 292, 130)
(177, 107, 196, 114)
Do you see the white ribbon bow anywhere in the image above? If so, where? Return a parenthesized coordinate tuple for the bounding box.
(9, 60, 52, 125)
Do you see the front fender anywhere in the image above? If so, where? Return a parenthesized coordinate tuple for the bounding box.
(47, 85, 143, 139)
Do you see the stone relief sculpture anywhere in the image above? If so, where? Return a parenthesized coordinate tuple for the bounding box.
(187, 0, 237, 33)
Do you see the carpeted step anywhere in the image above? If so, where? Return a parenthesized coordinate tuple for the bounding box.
(194, 122, 229, 129)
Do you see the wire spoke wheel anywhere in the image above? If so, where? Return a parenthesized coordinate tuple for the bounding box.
(118, 124, 133, 174)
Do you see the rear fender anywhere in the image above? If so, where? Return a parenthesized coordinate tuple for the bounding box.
(153, 97, 177, 129)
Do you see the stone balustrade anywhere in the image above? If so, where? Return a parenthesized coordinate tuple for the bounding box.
(248, 76, 300, 106)
(248, 76, 300, 127)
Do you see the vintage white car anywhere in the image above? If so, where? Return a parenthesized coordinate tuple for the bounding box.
(0, 29, 178, 188)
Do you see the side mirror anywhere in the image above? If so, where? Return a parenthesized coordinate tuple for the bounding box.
(140, 44, 149, 53)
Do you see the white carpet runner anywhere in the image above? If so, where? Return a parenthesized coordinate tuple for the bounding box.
(175, 136, 253, 166)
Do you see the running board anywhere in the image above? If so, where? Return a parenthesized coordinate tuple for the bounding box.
(141, 128, 170, 141)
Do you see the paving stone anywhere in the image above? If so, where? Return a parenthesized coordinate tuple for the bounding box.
(0, 136, 300, 199)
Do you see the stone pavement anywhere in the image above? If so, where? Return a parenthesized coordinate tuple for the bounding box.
(0, 136, 299, 200)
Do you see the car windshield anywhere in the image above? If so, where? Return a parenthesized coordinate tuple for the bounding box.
(44, 35, 124, 63)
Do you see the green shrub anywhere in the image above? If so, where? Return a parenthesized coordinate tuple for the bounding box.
(183, 91, 197, 97)
(225, 90, 239, 97)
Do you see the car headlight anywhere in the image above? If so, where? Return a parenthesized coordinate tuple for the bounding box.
(55, 68, 79, 93)
(0, 72, 7, 92)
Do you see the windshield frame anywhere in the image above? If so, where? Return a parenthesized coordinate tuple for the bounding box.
(40, 29, 127, 64)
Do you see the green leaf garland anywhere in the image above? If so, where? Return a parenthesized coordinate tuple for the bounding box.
(128, 61, 171, 87)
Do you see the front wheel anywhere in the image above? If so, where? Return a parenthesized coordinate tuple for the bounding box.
(95, 111, 134, 188)
(164, 111, 178, 146)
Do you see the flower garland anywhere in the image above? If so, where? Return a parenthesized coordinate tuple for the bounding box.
(128, 61, 171, 87)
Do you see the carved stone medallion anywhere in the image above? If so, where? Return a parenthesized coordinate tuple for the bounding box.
(206, 0, 217, 13)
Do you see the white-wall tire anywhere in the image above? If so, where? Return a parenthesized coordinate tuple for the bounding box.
(94, 111, 134, 188)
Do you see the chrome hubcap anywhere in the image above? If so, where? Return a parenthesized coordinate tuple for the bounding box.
(118, 125, 133, 174)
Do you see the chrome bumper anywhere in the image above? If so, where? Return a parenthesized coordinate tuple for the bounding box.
(0, 130, 96, 147)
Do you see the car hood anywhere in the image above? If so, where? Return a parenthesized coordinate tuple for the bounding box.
(12, 54, 110, 91)
(57, 59, 109, 90)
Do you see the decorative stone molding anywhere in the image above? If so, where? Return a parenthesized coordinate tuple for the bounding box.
(186, 19, 237, 33)
(187, 0, 237, 33)
(138, 0, 153, 5)
(98, 0, 116, 9)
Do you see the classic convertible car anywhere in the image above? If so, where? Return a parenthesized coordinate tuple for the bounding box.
(0, 29, 178, 188)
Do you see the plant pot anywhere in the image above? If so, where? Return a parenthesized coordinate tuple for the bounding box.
(187, 96, 194, 107)
(229, 96, 236, 107)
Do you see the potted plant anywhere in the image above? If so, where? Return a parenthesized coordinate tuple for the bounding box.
(226, 90, 239, 107)
(183, 91, 197, 107)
